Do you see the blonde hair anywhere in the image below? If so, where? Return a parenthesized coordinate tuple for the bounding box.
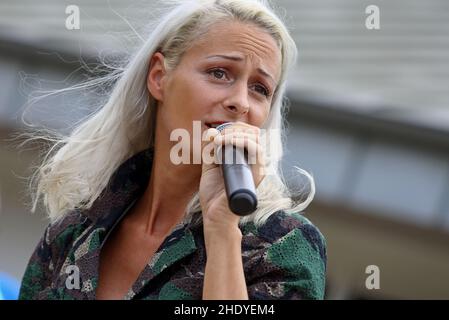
(19, 0, 315, 227)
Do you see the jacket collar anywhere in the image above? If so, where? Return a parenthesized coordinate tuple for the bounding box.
(60, 147, 198, 300)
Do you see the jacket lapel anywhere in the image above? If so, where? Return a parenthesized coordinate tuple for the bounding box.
(59, 148, 155, 299)
(125, 221, 198, 299)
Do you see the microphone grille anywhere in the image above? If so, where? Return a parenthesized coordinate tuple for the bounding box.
(215, 122, 233, 132)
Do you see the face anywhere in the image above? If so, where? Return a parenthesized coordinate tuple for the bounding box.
(147, 21, 282, 157)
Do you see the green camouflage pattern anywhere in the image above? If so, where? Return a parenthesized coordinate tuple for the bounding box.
(19, 148, 326, 300)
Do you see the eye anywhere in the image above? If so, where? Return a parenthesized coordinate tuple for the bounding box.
(208, 68, 228, 80)
(207, 68, 272, 98)
(253, 84, 271, 98)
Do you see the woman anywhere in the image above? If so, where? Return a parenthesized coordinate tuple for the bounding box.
(19, 0, 326, 300)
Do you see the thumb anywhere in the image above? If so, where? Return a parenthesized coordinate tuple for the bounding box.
(201, 127, 221, 174)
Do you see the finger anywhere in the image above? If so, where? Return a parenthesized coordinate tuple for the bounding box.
(218, 137, 267, 186)
(215, 131, 260, 146)
(201, 128, 221, 173)
(201, 140, 220, 174)
(215, 136, 266, 168)
(221, 124, 260, 138)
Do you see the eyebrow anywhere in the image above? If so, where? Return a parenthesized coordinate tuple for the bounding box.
(205, 54, 277, 85)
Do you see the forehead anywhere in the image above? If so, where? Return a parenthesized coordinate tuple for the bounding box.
(185, 21, 282, 82)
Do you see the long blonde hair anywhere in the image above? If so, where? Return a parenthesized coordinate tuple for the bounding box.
(19, 0, 315, 227)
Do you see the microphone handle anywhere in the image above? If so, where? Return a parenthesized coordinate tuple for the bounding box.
(220, 144, 258, 216)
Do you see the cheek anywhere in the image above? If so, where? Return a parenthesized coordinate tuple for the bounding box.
(250, 106, 271, 128)
(162, 85, 194, 126)
(183, 82, 218, 118)
(165, 86, 213, 139)
(177, 77, 213, 112)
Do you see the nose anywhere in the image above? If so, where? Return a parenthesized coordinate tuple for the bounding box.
(223, 82, 250, 115)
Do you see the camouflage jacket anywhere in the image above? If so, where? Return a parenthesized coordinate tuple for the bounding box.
(19, 148, 327, 300)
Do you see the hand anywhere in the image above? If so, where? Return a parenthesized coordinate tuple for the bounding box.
(199, 122, 268, 230)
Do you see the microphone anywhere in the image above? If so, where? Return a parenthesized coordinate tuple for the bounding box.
(215, 122, 258, 216)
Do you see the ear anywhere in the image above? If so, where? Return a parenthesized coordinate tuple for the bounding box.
(147, 52, 167, 102)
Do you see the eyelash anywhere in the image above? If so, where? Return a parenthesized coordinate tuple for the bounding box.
(207, 68, 272, 98)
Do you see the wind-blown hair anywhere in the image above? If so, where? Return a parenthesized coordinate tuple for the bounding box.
(21, 0, 315, 227)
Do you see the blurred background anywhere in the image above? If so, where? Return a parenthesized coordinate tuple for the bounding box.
(1, 0, 449, 299)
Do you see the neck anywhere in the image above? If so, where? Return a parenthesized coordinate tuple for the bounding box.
(133, 131, 202, 236)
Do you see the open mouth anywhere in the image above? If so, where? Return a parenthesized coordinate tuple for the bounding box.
(205, 122, 227, 129)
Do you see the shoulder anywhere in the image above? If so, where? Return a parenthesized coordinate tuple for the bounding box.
(243, 210, 326, 262)
(30, 210, 91, 267)
(45, 210, 90, 249)
(19, 211, 90, 299)
(241, 211, 327, 299)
